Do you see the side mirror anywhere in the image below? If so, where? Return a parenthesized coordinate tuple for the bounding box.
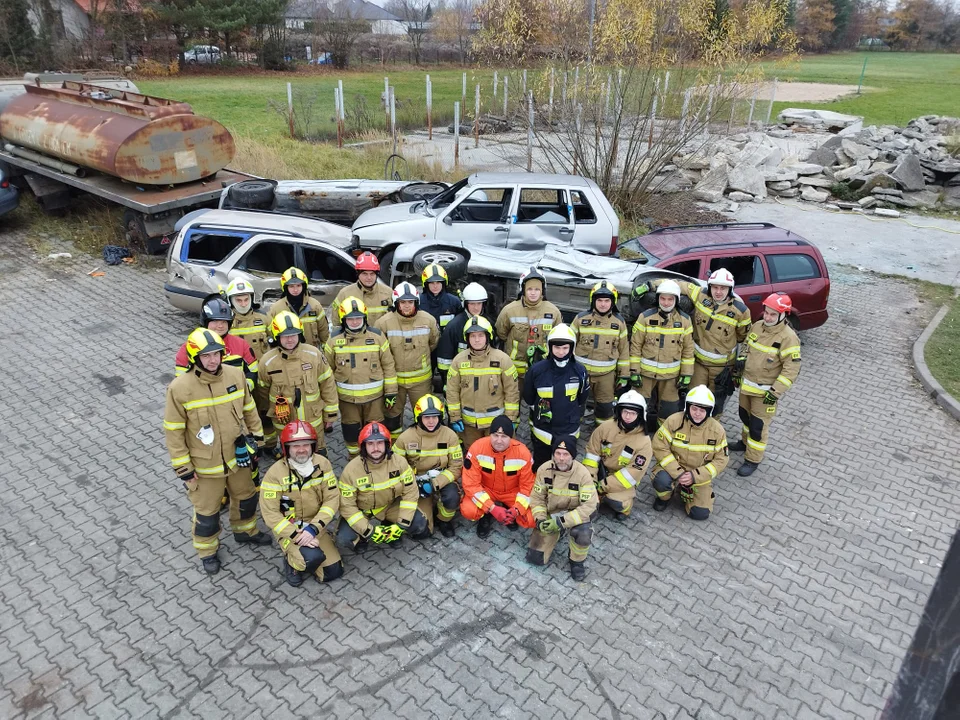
(442, 215, 453, 226)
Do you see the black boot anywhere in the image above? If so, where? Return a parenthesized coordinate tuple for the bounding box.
(235, 531, 271, 545)
(477, 513, 494, 539)
(437, 520, 456, 538)
(738, 461, 759, 477)
(652, 497, 669, 512)
(283, 559, 305, 587)
(201, 555, 221, 574)
(729, 440, 746, 452)
(570, 560, 587, 581)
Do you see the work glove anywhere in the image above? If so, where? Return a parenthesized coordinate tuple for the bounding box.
(616, 377, 630, 391)
(536, 399, 552, 423)
(507, 506, 520, 522)
(538, 517, 561, 534)
(595, 477, 606, 495)
(383, 524, 405, 542)
(632, 283, 649, 298)
(179, 470, 197, 491)
(416, 475, 434, 498)
(490, 505, 511, 525)
(369, 525, 390, 544)
(384, 394, 397, 409)
(763, 390, 779, 405)
(678, 482, 696, 504)
(451, 420, 465, 433)
(234, 436, 251, 468)
(677, 375, 691, 389)
(324, 422, 335, 434)
(274, 396, 291, 425)
(630, 373, 641, 388)
(733, 356, 746, 376)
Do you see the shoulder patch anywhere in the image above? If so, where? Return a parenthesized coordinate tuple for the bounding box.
(642, 308, 658, 318)
(733, 300, 748, 313)
(368, 327, 383, 336)
(678, 310, 691, 320)
(366, 338, 376, 345)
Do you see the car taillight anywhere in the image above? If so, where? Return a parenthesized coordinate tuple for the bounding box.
(609, 235, 618, 255)
(0, 180, 8, 189)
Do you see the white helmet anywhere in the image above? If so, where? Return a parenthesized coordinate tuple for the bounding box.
(393, 281, 420, 304)
(547, 323, 576, 346)
(708, 268, 735, 288)
(657, 279, 682, 298)
(461, 282, 488, 303)
(685, 384, 715, 409)
(225, 279, 255, 314)
(616, 390, 646, 413)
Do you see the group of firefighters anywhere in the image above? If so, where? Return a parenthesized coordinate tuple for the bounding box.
(164, 249, 802, 584)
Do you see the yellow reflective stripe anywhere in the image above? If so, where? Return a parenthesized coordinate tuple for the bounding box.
(705, 462, 718, 478)
(775, 375, 793, 387)
(399, 500, 418, 511)
(233, 517, 258, 533)
(230, 325, 266, 335)
(641, 326, 690, 336)
(333, 345, 381, 354)
(779, 345, 800, 357)
(345, 511, 364, 527)
(175, 366, 188, 376)
(514, 493, 530, 509)
(672, 440, 727, 453)
(657, 426, 674, 442)
(243, 399, 256, 411)
(747, 437, 766, 450)
(273, 517, 294, 534)
(613, 468, 635, 488)
(549, 488, 579, 497)
(183, 389, 244, 410)
(472, 491, 491, 508)
(193, 538, 219, 550)
(460, 367, 504, 376)
(747, 338, 777, 353)
(170, 454, 191, 467)
(658, 453, 677, 468)
(164, 420, 186, 431)
(504, 403, 520, 412)
(565, 509, 582, 525)
(583, 455, 599, 468)
(503, 459, 527, 470)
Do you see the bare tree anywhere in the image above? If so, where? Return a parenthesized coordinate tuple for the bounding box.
(312, 0, 370, 68)
(388, 0, 431, 64)
(431, 0, 473, 64)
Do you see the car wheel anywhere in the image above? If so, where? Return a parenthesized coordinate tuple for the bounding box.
(227, 179, 276, 209)
(123, 209, 148, 250)
(786, 313, 803, 342)
(378, 249, 395, 284)
(400, 182, 447, 203)
(413, 248, 468, 282)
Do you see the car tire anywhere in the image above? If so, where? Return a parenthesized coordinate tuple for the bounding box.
(378, 249, 395, 284)
(413, 248, 468, 282)
(400, 182, 447, 203)
(227, 179, 276, 209)
(630, 285, 694, 315)
(786, 313, 803, 342)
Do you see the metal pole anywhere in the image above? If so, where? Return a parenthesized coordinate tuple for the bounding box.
(573, 67, 579, 105)
(390, 86, 396, 154)
(335, 87, 342, 148)
(562, 71, 568, 106)
(527, 91, 533, 172)
(728, 88, 736, 133)
(462, 72, 467, 105)
(587, 0, 595, 64)
(454, 101, 460, 169)
(548, 68, 555, 126)
(765, 77, 778, 125)
(475, 83, 480, 148)
(747, 80, 759, 127)
(286, 82, 294, 138)
(384, 76, 390, 130)
(338, 79, 345, 142)
(573, 104, 582, 174)
(680, 87, 691, 135)
(426, 74, 432, 140)
(605, 74, 612, 122)
(503, 76, 508, 116)
(648, 77, 660, 148)
(857, 57, 868, 95)
(522, 69, 527, 94)
(705, 84, 715, 129)
(494, 70, 498, 99)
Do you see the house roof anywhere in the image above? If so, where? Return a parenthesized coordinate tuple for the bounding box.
(285, 0, 402, 21)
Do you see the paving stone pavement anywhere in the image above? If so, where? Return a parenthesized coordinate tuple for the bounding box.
(0, 236, 958, 720)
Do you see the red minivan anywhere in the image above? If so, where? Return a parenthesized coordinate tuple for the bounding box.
(633, 222, 830, 330)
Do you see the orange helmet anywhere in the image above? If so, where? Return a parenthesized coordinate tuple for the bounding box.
(355, 251, 380, 272)
(762, 292, 792, 314)
(358, 421, 392, 458)
(280, 420, 317, 457)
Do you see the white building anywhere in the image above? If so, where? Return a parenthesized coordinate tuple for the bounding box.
(285, 0, 407, 35)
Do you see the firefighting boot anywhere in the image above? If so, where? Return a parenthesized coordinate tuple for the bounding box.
(437, 520, 456, 538)
(652, 497, 669, 512)
(201, 554, 221, 575)
(476, 513, 494, 539)
(283, 559, 305, 587)
(737, 461, 759, 477)
(729, 440, 746, 452)
(570, 560, 587, 581)
(235, 531, 272, 545)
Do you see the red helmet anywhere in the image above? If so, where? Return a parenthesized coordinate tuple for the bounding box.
(280, 420, 317, 457)
(355, 251, 380, 272)
(762, 292, 792, 314)
(358, 421, 391, 445)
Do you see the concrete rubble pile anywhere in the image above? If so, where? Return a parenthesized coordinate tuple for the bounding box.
(666, 110, 960, 215)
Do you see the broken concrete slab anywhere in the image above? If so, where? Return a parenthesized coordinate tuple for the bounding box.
(905, 189, 942, 208)
(891, 154, 927, 192)
(763, 169, 799, 182)
(728, 191, 755, 202)
(858, 196, 878, 208)
(693, 164, 728, 203)
(775, 187, 800, 198)
(785, 162, 825, 176)
(798, 176, 835, 188)
(778, 108, 863, 131)
(874, 208, 901, 218)
(768, 180, 794, 191)
(841, 139, 873, 160)
(727, 164, 768, 198)
(800, 186, 829, 203)
(873, 187, 904, 197)
(861, 173, 898, 193)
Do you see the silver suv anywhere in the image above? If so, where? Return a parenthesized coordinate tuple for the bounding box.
(350, 172, 621, 266)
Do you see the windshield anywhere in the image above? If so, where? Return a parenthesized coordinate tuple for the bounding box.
(428, 177, 469, 209)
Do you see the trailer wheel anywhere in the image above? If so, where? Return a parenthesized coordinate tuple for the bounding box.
(123, 210, 148, 250)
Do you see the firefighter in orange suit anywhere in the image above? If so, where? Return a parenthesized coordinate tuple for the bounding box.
(459, 415, 535, 538)
(260, 421, 343, 586)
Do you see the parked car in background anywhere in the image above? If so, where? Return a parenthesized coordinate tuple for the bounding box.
(0, 166, 19, 218)
(164, 209, 353, 313)
(624, 222, 830, 330)
(351, 172, 621, 269)
(183, 45, 221, 64)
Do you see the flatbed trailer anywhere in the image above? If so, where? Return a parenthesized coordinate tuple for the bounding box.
(0, 146, 257, 253)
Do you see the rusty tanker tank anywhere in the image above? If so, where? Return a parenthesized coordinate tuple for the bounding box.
(0, 81, 235, 185)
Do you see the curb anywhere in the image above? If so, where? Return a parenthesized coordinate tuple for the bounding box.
(912, 303, 960, 422)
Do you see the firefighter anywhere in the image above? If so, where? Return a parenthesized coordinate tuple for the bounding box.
(524, 324, 590, 470)
(163, 328, 269, 574)
(225, 279, 270, 360)
(259, 421, 344, 586)
(527, 435, 598, 581)
(446, 315, 520, 448)
(333, 251, 394, 327)
(495, 267, 562, 397)
(326, 297, 398, 457)
(336, 421, 428, 548)
(651, 384, 728, 520)
(459, 415, 536, 538)
(583, 390, 652, 519)
(572, 280, 630, 425)
(393, 394, 463, 538)
(731, 292, 801, 477)
(375, 282, 440, 439)
(419, 263, 462, 332)
(258, 311, 339, 457)
(629, 279, 694, 431)
(175, 293, 258, 387)
(436, 282, 490, 387)
(635, 269, 751, 415)
(267, 267, 330, 351)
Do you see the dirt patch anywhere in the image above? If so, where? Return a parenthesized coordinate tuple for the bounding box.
(638, 193, 729, 229)
(760, 82, 863, 103)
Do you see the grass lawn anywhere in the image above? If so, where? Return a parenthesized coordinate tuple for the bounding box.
(762, 52, 960, 127)
(924, 295, 960, 400)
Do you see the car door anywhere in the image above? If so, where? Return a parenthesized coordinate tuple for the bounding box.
(706, 253, 773, 320)
(227, 237, 297, 307)
(298, 242, 357, 309)
(506, 186, 575, 250)
(436, 186, 514, 246)
(763, 251, 827, 326)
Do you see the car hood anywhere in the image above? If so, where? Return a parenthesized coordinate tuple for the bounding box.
(352, 201, 425, 230)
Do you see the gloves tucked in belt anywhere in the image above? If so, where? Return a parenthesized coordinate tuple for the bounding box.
(235, 436, 251, 467)
(677, 375, 691, 389)
(733, 356, 746, 376)
(538, 517, 560, 534)
(678, 482, 695, 504)
(384, 394, 397, 409)
(763, 390, 779, 405)
(451, 420, 465, 433)
(630, 373, 641, 388)
(616, 377, 630, 391)
(632, 283, 650, 299)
